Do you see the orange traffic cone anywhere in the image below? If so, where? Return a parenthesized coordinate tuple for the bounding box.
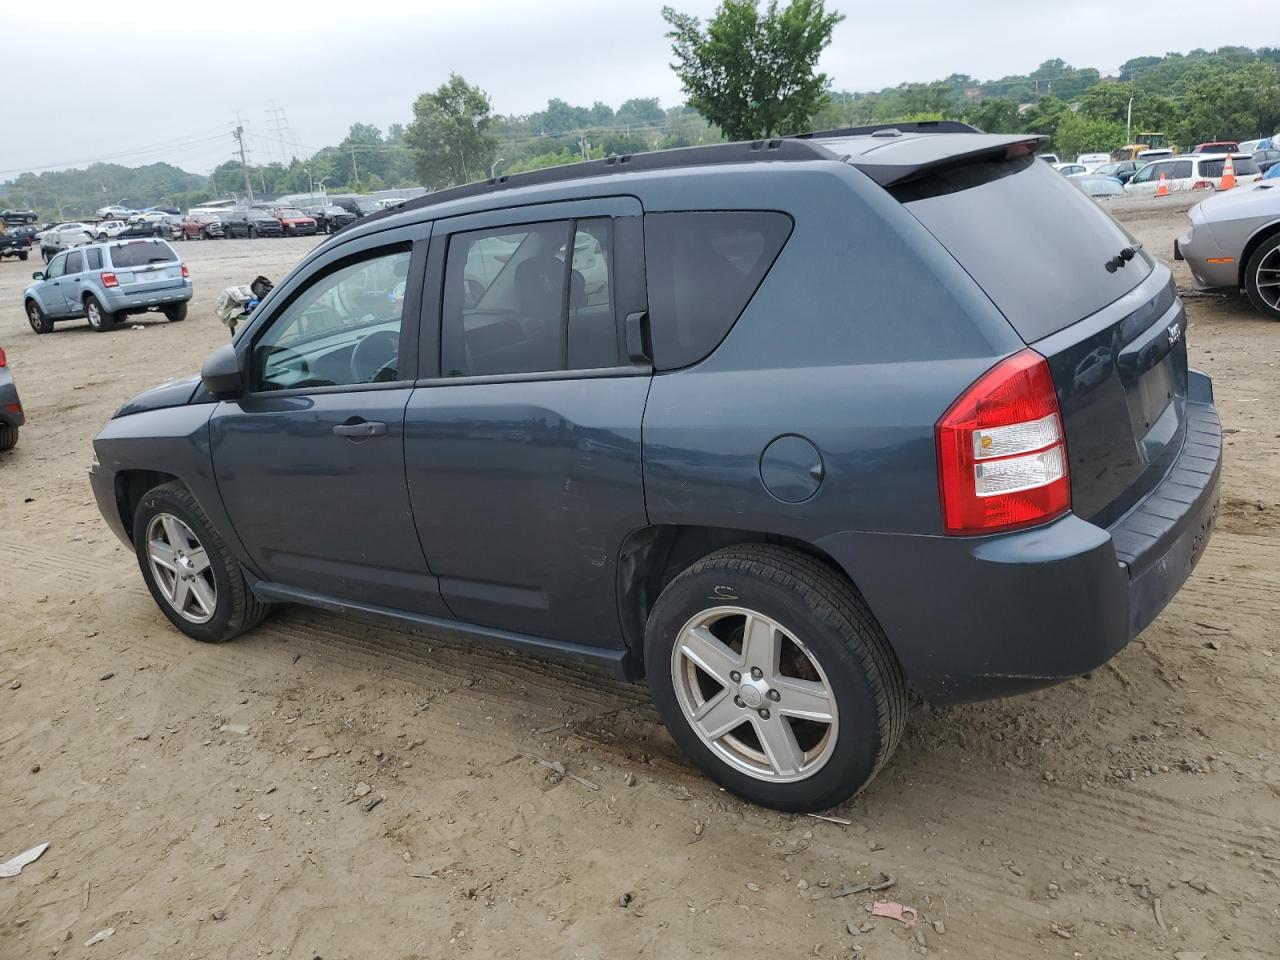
(1155, 171, 1169, 197)
(1220, 154, 1237, 190)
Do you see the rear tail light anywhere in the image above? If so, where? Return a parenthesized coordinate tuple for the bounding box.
(1192, 180, 1214, 191)
(0, 346, 6, 367)
(936, 349, 1071, 535)
(101, 272, 118, 288)
(181, 264, 190, 278)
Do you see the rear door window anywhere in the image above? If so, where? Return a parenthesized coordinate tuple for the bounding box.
(894, 155, 1153, 342)
(107, 240, 177, 268)
(65, 250, 84, 274)
(442, 218, 620, 377)
(1171, 160, 1194, 179)
(643, 211, 793, 370)
(1199, 157, 1259, 176)
(87, 248, 102, 270)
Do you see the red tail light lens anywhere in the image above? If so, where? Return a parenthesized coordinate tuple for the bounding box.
(936, 349, 1071, 535)
(181, 264, 190, 278)
(1192, 180, 1214, 191)
(101, 272, 118, 288)
(0, 346, 6, 367)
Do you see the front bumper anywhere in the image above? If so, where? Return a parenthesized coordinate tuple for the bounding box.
(89, 461, 129, 545)
(820, 371, 1222, 704)
(1176, 215, 1239, 291)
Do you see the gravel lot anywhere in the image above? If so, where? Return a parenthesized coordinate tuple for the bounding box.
(1, 204, 1278, 960)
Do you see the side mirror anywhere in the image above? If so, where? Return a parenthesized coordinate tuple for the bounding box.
(201, 343, 245, 398)
(32, 271, 44, 280)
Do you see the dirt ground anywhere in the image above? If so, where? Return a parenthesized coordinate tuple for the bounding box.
(1, 201, 1277, 960)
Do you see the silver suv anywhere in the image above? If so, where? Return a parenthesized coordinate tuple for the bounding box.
(23, 238, 192, 333)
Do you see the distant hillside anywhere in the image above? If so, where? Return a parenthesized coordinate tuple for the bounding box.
(0, 163, 205, 219)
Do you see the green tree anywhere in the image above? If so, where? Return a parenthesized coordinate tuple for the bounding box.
(1052, 113, 1126, 159)
(662, 0, 844, 139)
(963, 98, 1022, 134)
(405, 74, 497, 188)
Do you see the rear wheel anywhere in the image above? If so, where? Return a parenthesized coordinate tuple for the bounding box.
(84, 294, 116, 332)
(163, 301, 188, 322)
(248, 225, 257, 239)
(0, 423, 17, 452)
(132, 481, 270, 642)
(1244, 234, 1280, 320)
(18, 250, 28, 261)
(26, 300, 52, 334)
(645, 544, 907, 812)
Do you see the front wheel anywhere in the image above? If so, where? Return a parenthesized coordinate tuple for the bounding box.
(248, 226, 257, 239)
(26, 300, 52, 334)
(18, 250, 28, 261)
(84, 294, 116, 332)
(1245, 234, 1280, 320)
(645, 544, 907, 812)
(132, 481, 270, 642)
(0, 422, 16, 452)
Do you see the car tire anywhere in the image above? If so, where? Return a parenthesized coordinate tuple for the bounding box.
(248, 226, 257, 239)
(84, 294, 116, 332)
(18, 250, 28, 261)
(26, 300, 52, 334)
(0, 423, 17, 452)
(1244, 233, 1280, 321)
(132, 481, 271, 643)
(163, 301, 188, 322)
(644, 544, 907, 812)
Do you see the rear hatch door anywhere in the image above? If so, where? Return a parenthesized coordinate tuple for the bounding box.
(888, 150, 1188, 531)
(108, 239, 184, 293)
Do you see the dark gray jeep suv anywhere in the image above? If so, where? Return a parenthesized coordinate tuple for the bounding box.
(89, 123, 1221, 811)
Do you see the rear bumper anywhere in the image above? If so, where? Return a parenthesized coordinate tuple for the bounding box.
(820, 371, 1221, 704)
(0, 369, 24, 428)
(104, 280, 192, 312)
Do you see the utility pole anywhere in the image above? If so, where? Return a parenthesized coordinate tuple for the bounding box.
(1125, 96, 1134, 146)
(233, 125, 255, 204)
(350, 147, 358, 189)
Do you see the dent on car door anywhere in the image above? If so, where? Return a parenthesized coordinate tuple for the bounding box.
(208, 231, 448, 614)
(404, 199, 651, 648)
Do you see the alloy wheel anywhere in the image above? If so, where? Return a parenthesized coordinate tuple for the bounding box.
(670, 606, 839, 783)
(1257, 245, 1280, 312)
(146, 513, 217, 624)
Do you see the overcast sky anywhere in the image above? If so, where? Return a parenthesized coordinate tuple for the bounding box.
(1, 0, 1268, 179)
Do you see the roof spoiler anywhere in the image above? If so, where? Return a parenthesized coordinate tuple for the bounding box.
(795, 120, 981, 139)
(843, 134, 1050, 187)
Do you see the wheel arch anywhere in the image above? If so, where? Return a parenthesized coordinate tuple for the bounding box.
(1238, 220, 1280, 290)
(615, 524, 867, 677)
(113, 469, 182, 544)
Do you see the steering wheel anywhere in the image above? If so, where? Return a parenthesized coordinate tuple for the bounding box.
(350, 329, 400, 383)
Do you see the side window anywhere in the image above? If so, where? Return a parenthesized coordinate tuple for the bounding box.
(442, 218, 620, 377)
(1132, 164, 1156, 183)
(1172, 160, 1194, 179)
(65, 250, 85, 274)
(45, 254, 67, 279)
(252, 248, 412, 392)
(87, 248, 102, 270)
(643, 211, 793, 370)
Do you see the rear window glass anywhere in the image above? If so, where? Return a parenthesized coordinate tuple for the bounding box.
(894, 155, 1153, 342)
(643, 211, 792, 370)
(1199, 158, 1259, 176)
(108, 241, 176, 268)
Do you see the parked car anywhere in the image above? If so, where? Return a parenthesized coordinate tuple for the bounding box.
(37, 222, 94, 260)
(1052, 162, 1088, 177)
(1176, 180, 1280, 320)
(270, 207, 318, 236)
(1075, 152, 1111, 172)
(1267, 164, 1280, 181)
(180, 213, 225, 240)
(87, 126, 1222, 812)
(1039, 152, 1060, 164)
(24, 238, 191, 333)
(1191, 141, 1239, 154)
(2, 209, 37, 225)
(1072, 175, 1126, 199)
(0, 227, 32, 261)
(1135, 148, 1175, 164)
(1250, 147, 1280, 174)
(1092, 160, 1140, 184)
(1124, 154, 1261, 196)
(329, 196, 384, 219)
(0, 345, 23, 452)
(221, 208, 284, 238)
(301, 204, 358, 234)
(96, 204, 135, 221)
(95, 220, 128, 240)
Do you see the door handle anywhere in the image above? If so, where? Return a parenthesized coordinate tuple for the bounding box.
(333, 420, 387, 438)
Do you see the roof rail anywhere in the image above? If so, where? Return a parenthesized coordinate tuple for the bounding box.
(352, 138, 839, 228)
(796, 120, 981, 139)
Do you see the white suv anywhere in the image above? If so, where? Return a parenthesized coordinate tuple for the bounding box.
(1124, 153, 1261, 196)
